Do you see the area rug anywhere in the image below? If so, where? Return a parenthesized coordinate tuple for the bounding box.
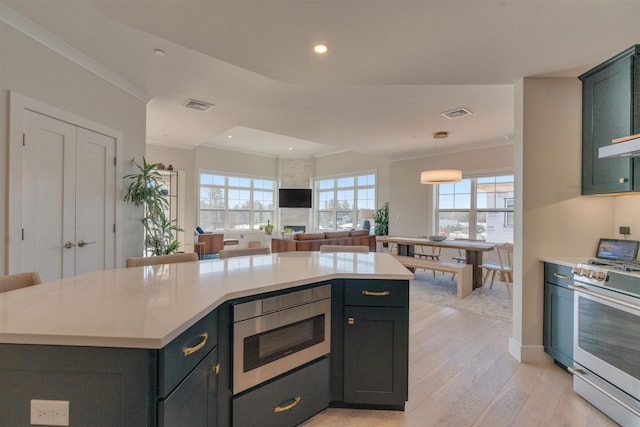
(410, 270, 512, 322)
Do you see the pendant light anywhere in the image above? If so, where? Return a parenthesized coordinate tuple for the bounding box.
(420, 131, 462, 184)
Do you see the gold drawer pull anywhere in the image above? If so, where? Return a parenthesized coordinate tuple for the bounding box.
(183, 332, 208, 357)
(362, 290, 390, 297)
(212, 363, 221, 375)
(274, 396, 301, 413)
(553, 273, 570, 280)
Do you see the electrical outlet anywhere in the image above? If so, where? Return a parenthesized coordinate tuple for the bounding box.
(620, 226, 631, 235)
(30, 400, 69, 426)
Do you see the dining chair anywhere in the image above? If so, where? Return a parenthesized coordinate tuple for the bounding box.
(479, 243, 513, 298)
(0, 272, 42, 293)
(125, 252, 198, 268)
(218, 247, 271, 259)
(415, 236, 444, 277)
(451, 238, 485, 263)
(319, 245, 369, 253)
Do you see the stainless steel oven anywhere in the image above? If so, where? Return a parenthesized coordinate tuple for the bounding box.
(233, 284, 331, 394)
(570, 264, 640, 426)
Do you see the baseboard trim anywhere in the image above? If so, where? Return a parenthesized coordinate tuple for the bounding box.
(509, 338, 553, 363)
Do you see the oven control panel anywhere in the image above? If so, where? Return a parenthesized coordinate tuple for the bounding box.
(572, 265, 607, 284)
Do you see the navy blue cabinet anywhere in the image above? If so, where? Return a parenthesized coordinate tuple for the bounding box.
(543, 263, 574, 369)
(341, 279, 409, 409)
(580, 45, 640, 195)
(232, 357, 330, 427)
(159, 349, 218, 427)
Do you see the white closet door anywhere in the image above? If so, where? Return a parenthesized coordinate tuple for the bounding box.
(75, 128, 116, 275)
(23, 111, 77, 281)
(22, 111, 116, 281)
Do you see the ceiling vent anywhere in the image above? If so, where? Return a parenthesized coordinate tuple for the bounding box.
(184, 99, 214, 112)
(441, 107, 472, 119)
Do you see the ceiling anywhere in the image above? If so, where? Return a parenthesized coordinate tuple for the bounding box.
(3, 0, 640, 160)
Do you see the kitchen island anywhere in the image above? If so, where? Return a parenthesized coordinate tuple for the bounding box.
(0, 252, 412, 426)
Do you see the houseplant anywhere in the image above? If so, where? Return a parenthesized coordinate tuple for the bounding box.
(373, 202, 389, 237)
(123, 157, 182, 255)
(259, 220, 275, 235)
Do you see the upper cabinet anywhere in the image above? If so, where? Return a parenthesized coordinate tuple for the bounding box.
(580, 45, 640, 195)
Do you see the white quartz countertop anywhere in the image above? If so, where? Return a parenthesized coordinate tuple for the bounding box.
(0, 252, 412, 349)
(538, 256, 587, 268)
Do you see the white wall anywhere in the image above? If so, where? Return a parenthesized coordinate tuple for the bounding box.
(0, 22, 146, 273)
(513, 77, 615, 362)
(388, 144, 514, 237)
(613, 196, 640, 238)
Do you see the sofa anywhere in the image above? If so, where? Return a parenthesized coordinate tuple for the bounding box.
(271, 230, 376, 252)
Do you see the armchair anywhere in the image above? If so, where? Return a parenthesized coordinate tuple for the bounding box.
(197, 232, 224, 255)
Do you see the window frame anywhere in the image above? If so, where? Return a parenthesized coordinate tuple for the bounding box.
(435, 173, 514, 243)
(314, 170, 377, 231)
(198, 170, 277, 232)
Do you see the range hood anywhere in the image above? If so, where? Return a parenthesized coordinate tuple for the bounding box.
(599, 134, 640, 158)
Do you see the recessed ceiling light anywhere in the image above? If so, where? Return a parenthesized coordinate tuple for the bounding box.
(154, 48, 166, 56)
(228, 135, 233, 139)
(313, 44, 329, 54)
(288, 147, 294, 151)
(433, 131, 449, 139)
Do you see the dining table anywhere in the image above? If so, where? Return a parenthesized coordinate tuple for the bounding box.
(376, 236, 495, 289)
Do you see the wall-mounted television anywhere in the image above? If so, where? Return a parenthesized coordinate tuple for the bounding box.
(279, 188, 312, 208)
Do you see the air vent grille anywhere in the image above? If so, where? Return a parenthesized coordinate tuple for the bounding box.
(441, 107, 472, 119)
(184, 99, 214, 112)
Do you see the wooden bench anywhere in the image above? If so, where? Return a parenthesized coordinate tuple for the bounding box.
(393, 255, 473, 299)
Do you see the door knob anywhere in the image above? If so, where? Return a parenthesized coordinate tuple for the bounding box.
(77, 240, 96, 248)
(63, 241, 76, 249)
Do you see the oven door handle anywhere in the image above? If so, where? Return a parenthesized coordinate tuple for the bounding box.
(569, 284, 640, 312)
(569, 366, 640, 418)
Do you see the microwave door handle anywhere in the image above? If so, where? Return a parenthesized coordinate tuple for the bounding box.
(569, 285, 640, 312)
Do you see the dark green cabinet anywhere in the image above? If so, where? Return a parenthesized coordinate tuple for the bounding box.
(232, 357, 330, 427)
(0, 309, 220, 427)
(580, 45, 640, 195)
(543, 263, 574, 369)
(159, 349, 218, 427)
(341, 279, 409, 409)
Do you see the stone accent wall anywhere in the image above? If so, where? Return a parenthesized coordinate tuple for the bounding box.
(279, 158, 313, 232)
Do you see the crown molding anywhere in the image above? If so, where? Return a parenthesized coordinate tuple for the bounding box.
(0, 3, 152, 103)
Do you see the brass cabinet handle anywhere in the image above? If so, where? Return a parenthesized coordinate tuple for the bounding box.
(212, 363, 220, 375)
(361, 290, 390, 297)
(183, 332, 208, 357)
(553, 273, 570, 280)
(274, 396, 301, 413)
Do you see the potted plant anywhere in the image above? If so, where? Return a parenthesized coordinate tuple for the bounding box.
(259, 219, 275, 235)
(123, 157, 183, 256)
(374, 202, 389, 237)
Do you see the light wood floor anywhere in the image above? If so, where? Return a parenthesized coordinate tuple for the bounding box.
(302, 291, 618, 427)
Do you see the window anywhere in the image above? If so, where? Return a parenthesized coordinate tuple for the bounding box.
(199, 172, 276, 231)
(436, 174, 514, 243)
(315, 172, 376, 230)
